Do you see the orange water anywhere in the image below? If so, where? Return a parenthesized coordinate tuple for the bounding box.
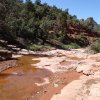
(0, 56, 40, 100)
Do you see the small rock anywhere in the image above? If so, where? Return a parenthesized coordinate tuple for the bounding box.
(37, 92, 39, 94)
(53, 83, 59, 87)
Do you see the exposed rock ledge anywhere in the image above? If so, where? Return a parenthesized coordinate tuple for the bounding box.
(0, 60, 17, 72)
(17, 48, 68, 57)
(0, 50, 17, 72)
(32, 48, 100, 75)
(30, 48, 100, 100)
(51, 75, 100, 100)
(0, 50, 12, 60)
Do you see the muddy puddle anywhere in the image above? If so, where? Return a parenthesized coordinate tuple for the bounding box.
(0, 56, 52, 100)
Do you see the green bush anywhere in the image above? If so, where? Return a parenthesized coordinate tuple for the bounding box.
(91, 39, 100, 53)
(27, 44, 51, 51)
(75, 34, 89, 46)
(62, 43, 80, 49)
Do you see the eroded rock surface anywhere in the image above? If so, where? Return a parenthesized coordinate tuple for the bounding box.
(32, 48, 100, 75)
(31, 48, 100, 100)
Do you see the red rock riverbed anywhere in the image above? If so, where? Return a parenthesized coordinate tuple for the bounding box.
(0, 55, 82, 100)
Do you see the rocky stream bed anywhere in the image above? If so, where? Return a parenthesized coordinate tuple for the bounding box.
(0, 48, 100, 100)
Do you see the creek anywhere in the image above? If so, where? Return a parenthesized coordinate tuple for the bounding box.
(0, 56, 52, 100)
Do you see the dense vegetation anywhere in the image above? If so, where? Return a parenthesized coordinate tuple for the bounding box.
(91, 40, 100, 53)
(0, 0, 100, 51)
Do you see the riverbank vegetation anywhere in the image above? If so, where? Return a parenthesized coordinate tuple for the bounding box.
(0, 0, 100, 52)
(91, 39, 100, 53)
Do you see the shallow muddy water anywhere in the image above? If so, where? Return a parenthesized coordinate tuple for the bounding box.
(0, 55, 82, 100)
(0, 56, 52, 100)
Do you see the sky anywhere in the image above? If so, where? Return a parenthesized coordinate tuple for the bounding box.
(31, 0, 100, 24)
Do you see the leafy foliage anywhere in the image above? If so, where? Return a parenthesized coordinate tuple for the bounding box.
(0, 0, 100, 50)
(91, 39, 100, 53)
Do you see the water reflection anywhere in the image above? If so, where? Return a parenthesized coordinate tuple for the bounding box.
(0, 55, 40, 100)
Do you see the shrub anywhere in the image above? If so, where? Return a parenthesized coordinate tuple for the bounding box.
(62, 43, 80, 49)
(75, 34, 89, 46)
(90, 39, 100, 53)
(27, 44, 51, 51)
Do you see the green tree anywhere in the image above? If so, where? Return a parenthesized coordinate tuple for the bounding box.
(25, 0, 34, 12)
(35, 0, 41, 5)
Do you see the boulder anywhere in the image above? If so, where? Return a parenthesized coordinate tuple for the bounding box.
(0, 50, 12, 60)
